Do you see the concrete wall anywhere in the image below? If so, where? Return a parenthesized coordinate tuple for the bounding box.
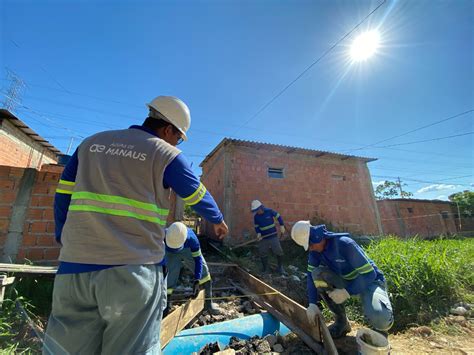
(201, 143, 381, 244)
(377, 199, 458, 237)
(0, 119, 57, 169)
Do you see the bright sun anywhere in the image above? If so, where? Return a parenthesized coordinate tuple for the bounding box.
(350, 30, 380, 61)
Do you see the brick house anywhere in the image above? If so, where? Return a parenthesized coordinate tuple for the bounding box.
(0, 109, 60, 169)
(377, 198, 458, 238)
(200, 139, 382, 244)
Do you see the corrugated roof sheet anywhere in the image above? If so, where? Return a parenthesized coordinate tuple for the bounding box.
(0, 109, 62, 155)
(200, 138, 377, 167)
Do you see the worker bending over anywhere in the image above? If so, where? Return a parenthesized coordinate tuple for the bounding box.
(44, 96, 228, 354)
(165, 222, 221, 315)
(251, 200, 286, 274)
(291, 222, 393, 338)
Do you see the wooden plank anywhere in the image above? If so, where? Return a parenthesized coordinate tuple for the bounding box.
(231, 266, 338, 354)
(160, 289, 205, 349)
(0, 263, 57, 275)
(318, 313, 339, 355)
(257, 299, 326, 354)
(232, 282, 325, 354)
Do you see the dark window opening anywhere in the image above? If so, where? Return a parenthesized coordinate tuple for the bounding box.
(268, 167, 284, 179)
(441, 211, 449, 219)
(407, 208, 413, 213)
(332, 174, 346, 181)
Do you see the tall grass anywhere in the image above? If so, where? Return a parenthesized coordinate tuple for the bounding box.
(364, 237, 474, 331)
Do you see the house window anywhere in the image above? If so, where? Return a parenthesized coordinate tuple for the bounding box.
(332, 174, 346, 181)
(268, 167, 284, 179)
(441, 211, 449, 219)
(407, 208, 413, 213)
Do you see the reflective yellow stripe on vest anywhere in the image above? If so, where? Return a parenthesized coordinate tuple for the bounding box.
(182, 182, 207, 206)
(199, 274, 211, 285)
(191, 249, 202, 258)
(260, 223, 276, 231)
(56, 179, 76, 195)
(69, 191, 169, 225)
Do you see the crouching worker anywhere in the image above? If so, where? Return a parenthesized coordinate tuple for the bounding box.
(291, 221, 394, 338)
(165, 222, 222, 315)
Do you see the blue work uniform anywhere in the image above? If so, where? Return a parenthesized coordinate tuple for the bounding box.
(165, 228, 211, 295)
(254, 207, 284, 239)
(307, 225, 394, 331)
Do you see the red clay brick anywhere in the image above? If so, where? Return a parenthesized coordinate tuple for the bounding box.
(44, 248, 60, 260)
(26, 248, 44, 261)
(36, 236, 54, 246)
(28, 208, 44, 220)
(30, 221, 48, 233)
(23, 234, 37, 246)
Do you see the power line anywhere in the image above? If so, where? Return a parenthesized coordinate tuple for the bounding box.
(371, 174, 472, 187)
(1, 78, 142, 108)
(375, 131, 473, 148)
(232, 0, 387, 134)
(345, 109, 474, 153)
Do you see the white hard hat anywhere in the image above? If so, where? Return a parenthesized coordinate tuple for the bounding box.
(147, 96, 191, 140)
(251, 200, 262, 212)
(291, 221, 311, 251)
(166, 222, 188, 249)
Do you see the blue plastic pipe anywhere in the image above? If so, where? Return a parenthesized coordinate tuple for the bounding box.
(163, 313, 291, 354)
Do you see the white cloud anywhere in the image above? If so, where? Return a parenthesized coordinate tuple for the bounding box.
(435, 195, 449, 201)
(417, 184, 458, 194)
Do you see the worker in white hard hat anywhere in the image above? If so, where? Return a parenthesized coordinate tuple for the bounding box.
(164, 222, 221, 315)
(251, 200, 286, 274)
(291, 222, 393, 339)
(45, 96, 229, 354)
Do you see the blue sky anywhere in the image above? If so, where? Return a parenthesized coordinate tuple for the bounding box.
(1, 0, 472, 200)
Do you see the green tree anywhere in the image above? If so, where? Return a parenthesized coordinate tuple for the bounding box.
(374, 180, 413, 199)
(449, 190, 474, 217)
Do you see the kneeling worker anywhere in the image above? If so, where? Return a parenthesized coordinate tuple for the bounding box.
(291, 222, 394, 338)
(165, 221, 221, 315)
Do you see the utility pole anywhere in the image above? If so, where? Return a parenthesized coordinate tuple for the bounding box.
(456, 201, 462, 231)
(2, 69, 25, 112)
(397, 176, 404, 197)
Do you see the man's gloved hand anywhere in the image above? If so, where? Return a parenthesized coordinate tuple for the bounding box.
(193, 280, 201, 299)
(306, 303, 322, 326)
(256, 233, 262, 241)
(280, 226, 286, 234)
(328, 288, 350, 304)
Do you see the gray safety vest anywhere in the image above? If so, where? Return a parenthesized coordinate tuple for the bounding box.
(59, 128, 180, 265)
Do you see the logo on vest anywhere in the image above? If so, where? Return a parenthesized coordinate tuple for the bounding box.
(88, 142, 147, 161)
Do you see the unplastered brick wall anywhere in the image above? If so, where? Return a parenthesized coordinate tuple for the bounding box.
(0, 119, 57, 169)
(201, 141, 381, 244)
(377, 199, 458, 237)
(0, 164, 62, 264)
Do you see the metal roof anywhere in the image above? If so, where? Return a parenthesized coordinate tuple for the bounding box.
(0, 109, 62, 155)
(200, 138, 377, 167)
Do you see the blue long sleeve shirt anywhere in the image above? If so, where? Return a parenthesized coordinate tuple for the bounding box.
(253, 207, 284, 239)
(166, 228, 204, 280)
(306, 236, 384, 304)
(55, 125, 223, 274)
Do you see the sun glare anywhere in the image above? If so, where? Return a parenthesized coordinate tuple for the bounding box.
(350, 30, 380, 61)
